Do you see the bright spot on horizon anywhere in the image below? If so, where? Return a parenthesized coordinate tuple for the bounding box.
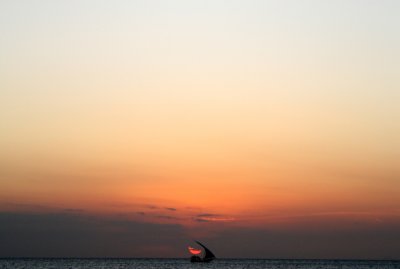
(188, 246, 202, 255)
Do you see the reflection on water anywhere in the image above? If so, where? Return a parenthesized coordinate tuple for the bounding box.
(0, 259, 399, 269)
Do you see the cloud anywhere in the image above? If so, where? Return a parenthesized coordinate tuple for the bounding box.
(0, 211, 187, 258)
(195, 213, 235, 222)
(1, 210, 400, 259)
(194, 218, 210, 223)
(197, 213, 221, 217)
(156, 215, 180, 220)
(145, 205, 158, 209)
(202, 219, 400, 260)
(165, 207, 177, 211)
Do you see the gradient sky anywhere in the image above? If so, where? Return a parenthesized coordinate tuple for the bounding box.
(1, 0, 399, 259)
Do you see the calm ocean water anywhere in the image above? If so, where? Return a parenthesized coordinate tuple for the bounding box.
(0, 259, 399, 269)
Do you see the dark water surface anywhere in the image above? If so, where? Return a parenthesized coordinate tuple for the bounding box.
(0, 259, 399, 269)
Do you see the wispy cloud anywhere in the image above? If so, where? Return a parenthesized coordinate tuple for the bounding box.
(145, 205, 159, 210)
(195, 213, 235, 222)
(156, 215, 180, 220)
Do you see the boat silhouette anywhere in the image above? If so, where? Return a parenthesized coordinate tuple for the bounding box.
(188, 241, 216, 263)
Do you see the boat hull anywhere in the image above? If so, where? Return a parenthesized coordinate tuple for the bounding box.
(190, 256, 214, 263)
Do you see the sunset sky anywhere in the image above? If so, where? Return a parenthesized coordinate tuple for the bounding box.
(1, 0, 399, 259)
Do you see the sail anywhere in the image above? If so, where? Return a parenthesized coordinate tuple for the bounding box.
(196, 241, 216, 261)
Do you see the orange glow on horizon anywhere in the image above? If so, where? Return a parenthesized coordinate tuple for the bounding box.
(188, 247, 202, 255)
(0, 0, 399, 242)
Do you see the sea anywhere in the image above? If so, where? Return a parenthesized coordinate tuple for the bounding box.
(0, 259, 399, 269)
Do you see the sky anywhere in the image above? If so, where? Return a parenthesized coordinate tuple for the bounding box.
(0, 0, 399, 259)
